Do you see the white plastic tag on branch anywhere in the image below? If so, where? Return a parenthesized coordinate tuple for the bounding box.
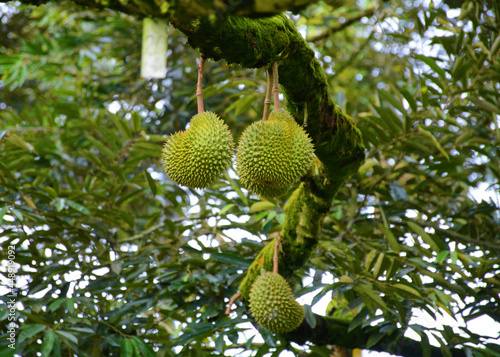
(141, 18, 167, 79)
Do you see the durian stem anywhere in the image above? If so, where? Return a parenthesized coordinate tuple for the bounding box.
(273, 234, 281, 274)
(197, 56, 205, 113)
(272, 61, 281, 110)
(225, 291, 242, 315)
(262, 69, 273, 121)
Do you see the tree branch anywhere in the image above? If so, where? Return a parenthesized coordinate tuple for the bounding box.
(5, 0, 323, 19)
(286, 315, 469, 357)
(306, 7, 377, 42)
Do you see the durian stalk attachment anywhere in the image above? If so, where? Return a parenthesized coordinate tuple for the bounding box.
(196, 56, 205, 113)
(162, 56, 234, 189)
(249, 237, 305, 334)
(262, 69, 273, 121)
(272, 61, 281, 110)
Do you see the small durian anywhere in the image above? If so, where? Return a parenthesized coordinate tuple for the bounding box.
(249, 271, 305, 334)
(236, 109, 314, 198)
(162, 112, 234, 188)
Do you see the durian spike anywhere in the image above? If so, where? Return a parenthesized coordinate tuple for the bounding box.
(273, 234, 281, 274)
(262, 69, 273, 121)
(272, 61, 281, 110)
(196, 56, 205, 113)
(225, 291, 242, 315)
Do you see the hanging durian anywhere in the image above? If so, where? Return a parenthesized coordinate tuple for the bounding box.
(236, 108, 313, 198)
(162, 56, 234, 189)
(249, 270, 305, 334)
(236, 62, 314, 198)
(162, 111, 234, 188)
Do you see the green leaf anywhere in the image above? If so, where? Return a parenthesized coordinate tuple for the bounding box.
(372, 105, 403, 135)
(0, 207, 8, 225)
(120, 337, 133, 357)
(41, 330, 56, 357)
(258, 328, 276, 348)
(262, 210, 277, 227)
(407, 221, 441, 252)
(48, 298, 65, 312)
(18, 324, 46, 344)
(304, 305, 317, 328)
(66, 298, 75, 315)
(392, 283, 421, 298)
(415, 54, 446, 78)
(417, 331, 432, 357)
(378, 89, 406, 114)
(417, 126, 449, 160)
(372, 252, 385, 279)
(249, 200, 276, 213)
(6, 133, 34, 152)
(210, 253, 251, 268)
(65, 199, 91, 216)
(214, 334, 225, 353)
(354, 284, 388, 312)
(0, 348, 15, 357)
(130, 336, 156, 357)
(399, 87, 418, 112)
(55, 330, 78, 344)
(366, 331, 386, 348)
(219, 203, 235, 215)
(376, 223, 400, 253)
(435, 250, 449, 263)
(144, 170, 158, 196)
(0, 161, 17, 183)
(131, 111, 142, 132)
(86, 135, 115, 159)
(56, 198, 65, 212)
(111, 114, 133, 140)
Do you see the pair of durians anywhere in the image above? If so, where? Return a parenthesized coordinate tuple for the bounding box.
(161, 108, 314, 198)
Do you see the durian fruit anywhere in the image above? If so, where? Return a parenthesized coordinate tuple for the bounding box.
(236, 109, 314, 198)
(162, 112, 234, 188)
(249, 270, 305, 334)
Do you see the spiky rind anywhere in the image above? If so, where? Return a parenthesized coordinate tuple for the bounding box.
(162, 112, 234, 188)
(236, 109, 314, 198)
(249, 271, 305, 334)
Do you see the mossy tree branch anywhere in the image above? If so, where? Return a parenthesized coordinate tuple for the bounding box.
(6, 0, 322, 19)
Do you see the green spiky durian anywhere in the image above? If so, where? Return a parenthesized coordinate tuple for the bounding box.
(249, 271, 305, 334)
(162, 112, 234, 188)
(236, 109, 314, 198)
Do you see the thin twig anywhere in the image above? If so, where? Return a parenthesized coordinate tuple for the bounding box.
(272, 61, 281, 110)
(225, 291, 242, 315)
(262, 69, 273, 121)
(306, 7, 377, 43)
(197, 56, 205, 113)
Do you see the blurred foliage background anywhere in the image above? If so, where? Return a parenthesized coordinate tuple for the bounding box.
(0, 0, 499, 356)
